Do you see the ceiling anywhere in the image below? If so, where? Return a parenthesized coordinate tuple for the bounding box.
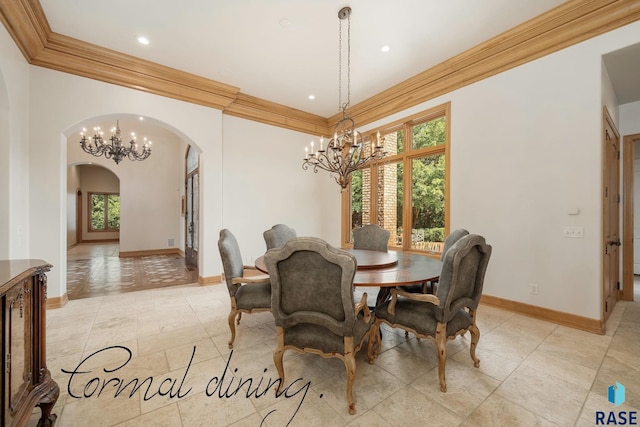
(38, 0, 585, 118)
(603, 41, 640, 105)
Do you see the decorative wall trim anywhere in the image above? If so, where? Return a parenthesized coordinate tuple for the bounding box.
(46, 292, 68, 309)
(198, 275, 222, 285)
(0, 0, 638, 136)
(481, 294, 605, 334)
(118, 248, 181, 258)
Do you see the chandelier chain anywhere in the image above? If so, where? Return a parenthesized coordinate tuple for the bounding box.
(338, 15, 342, 110)
(337, 10, 352, 111)
(346, 12, 351, 109)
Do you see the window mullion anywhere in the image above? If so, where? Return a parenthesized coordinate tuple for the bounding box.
(403, 122, 411, 249)
(103, 195, 109, 230)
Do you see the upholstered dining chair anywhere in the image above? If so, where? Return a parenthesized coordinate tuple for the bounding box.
(263, 224, 297, 250)
(425, 228, 470, 293)
(370, 234, 491, 392)
(403, 228, 470, 295)
(264, 237, 377, 415)
(441, 228, 470, 261)
(352, 224, 390, 252)
(218, 229, 271, 349)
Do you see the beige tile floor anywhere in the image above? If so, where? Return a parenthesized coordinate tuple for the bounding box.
(29, 280, 640, 426)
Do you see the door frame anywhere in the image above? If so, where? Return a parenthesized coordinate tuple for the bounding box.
(622, 132, 640, 301)
(184, 145, 199, 269)
(76, 189, 82, 243)
(602, 106, 621, 321)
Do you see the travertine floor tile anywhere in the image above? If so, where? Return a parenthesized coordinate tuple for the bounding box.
(450, 347, 519, 381)
(411, 359, 500, 418)
(373, 386, 463, 426)
(115, 403, 183, 427)
(537, 325, 611, 370)
(459, 393, 560, 427)
(495, 364, 588, 425)
(177, 390, 258, 427)
(522, 350, 597, 390)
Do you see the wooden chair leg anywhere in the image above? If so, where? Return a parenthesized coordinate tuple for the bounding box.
(435, 322, 447, 392)
(367, 321, 380, 364)
(371, 319, 383, 359)
(468, 309, 481, 367)
(227, 310, 237, 349)
(236, 312, 242, 325)
(273, 327, 285, 394)
(469, 321, 481, 367)
(343, 339, 357, 415)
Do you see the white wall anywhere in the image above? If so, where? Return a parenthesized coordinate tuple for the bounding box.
(0, 23, 31, 259)
(602, 62, 619, 125)
(221, 115, 341, 265)
(620, 101, 640, 136)
(0, 70, 10, 258)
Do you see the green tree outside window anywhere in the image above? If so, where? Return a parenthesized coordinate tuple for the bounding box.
(89, 193, 120, 231)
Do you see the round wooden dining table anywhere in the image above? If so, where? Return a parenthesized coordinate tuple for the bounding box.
(254, 248, 443, 306)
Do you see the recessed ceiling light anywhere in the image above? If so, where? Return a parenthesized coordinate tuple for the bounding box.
(279, 18, 292, 28)
(139, 116, 144, 121)
(137, 36, 150, 45)
(308, 95, 315, 100)
(381, 45, 391, 53)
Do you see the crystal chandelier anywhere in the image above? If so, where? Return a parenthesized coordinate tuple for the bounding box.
(302, 6, 386, 190)
(79, 121, 152, 164)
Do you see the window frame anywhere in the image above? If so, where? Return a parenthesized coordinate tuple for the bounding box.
(342, 102, 450, 256)
(88, 192, 120, 232)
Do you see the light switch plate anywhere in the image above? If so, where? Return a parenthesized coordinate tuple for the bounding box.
(563, 226, 584, 238)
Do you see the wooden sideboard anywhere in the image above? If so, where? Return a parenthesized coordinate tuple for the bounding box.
(0, 260, 59, 427)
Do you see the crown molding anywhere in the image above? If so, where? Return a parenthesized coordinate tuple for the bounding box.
(0, 0, 48, 59)
(0, 0, 639, 136)
(224, 93, 330, 136)
(328, 0, 640, 129)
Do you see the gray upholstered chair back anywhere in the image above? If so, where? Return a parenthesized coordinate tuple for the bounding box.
(434, 234, 491, 323)
(263, 224, 297, 250)
(265, 237, 358, 336)
(218, 229, 245, 296)
(352, 224, 390, 252)
(440, 228, 469, 261)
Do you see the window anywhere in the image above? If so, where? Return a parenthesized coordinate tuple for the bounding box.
(345, 103, 449, 257)
(89, 192, 120, 231)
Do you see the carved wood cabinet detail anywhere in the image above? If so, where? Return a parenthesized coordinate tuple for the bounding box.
(1, 260, 59, 426)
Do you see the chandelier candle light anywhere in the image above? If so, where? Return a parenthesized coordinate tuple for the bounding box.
(79, 120, 152, 164)
(302, 6, 386, 190)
